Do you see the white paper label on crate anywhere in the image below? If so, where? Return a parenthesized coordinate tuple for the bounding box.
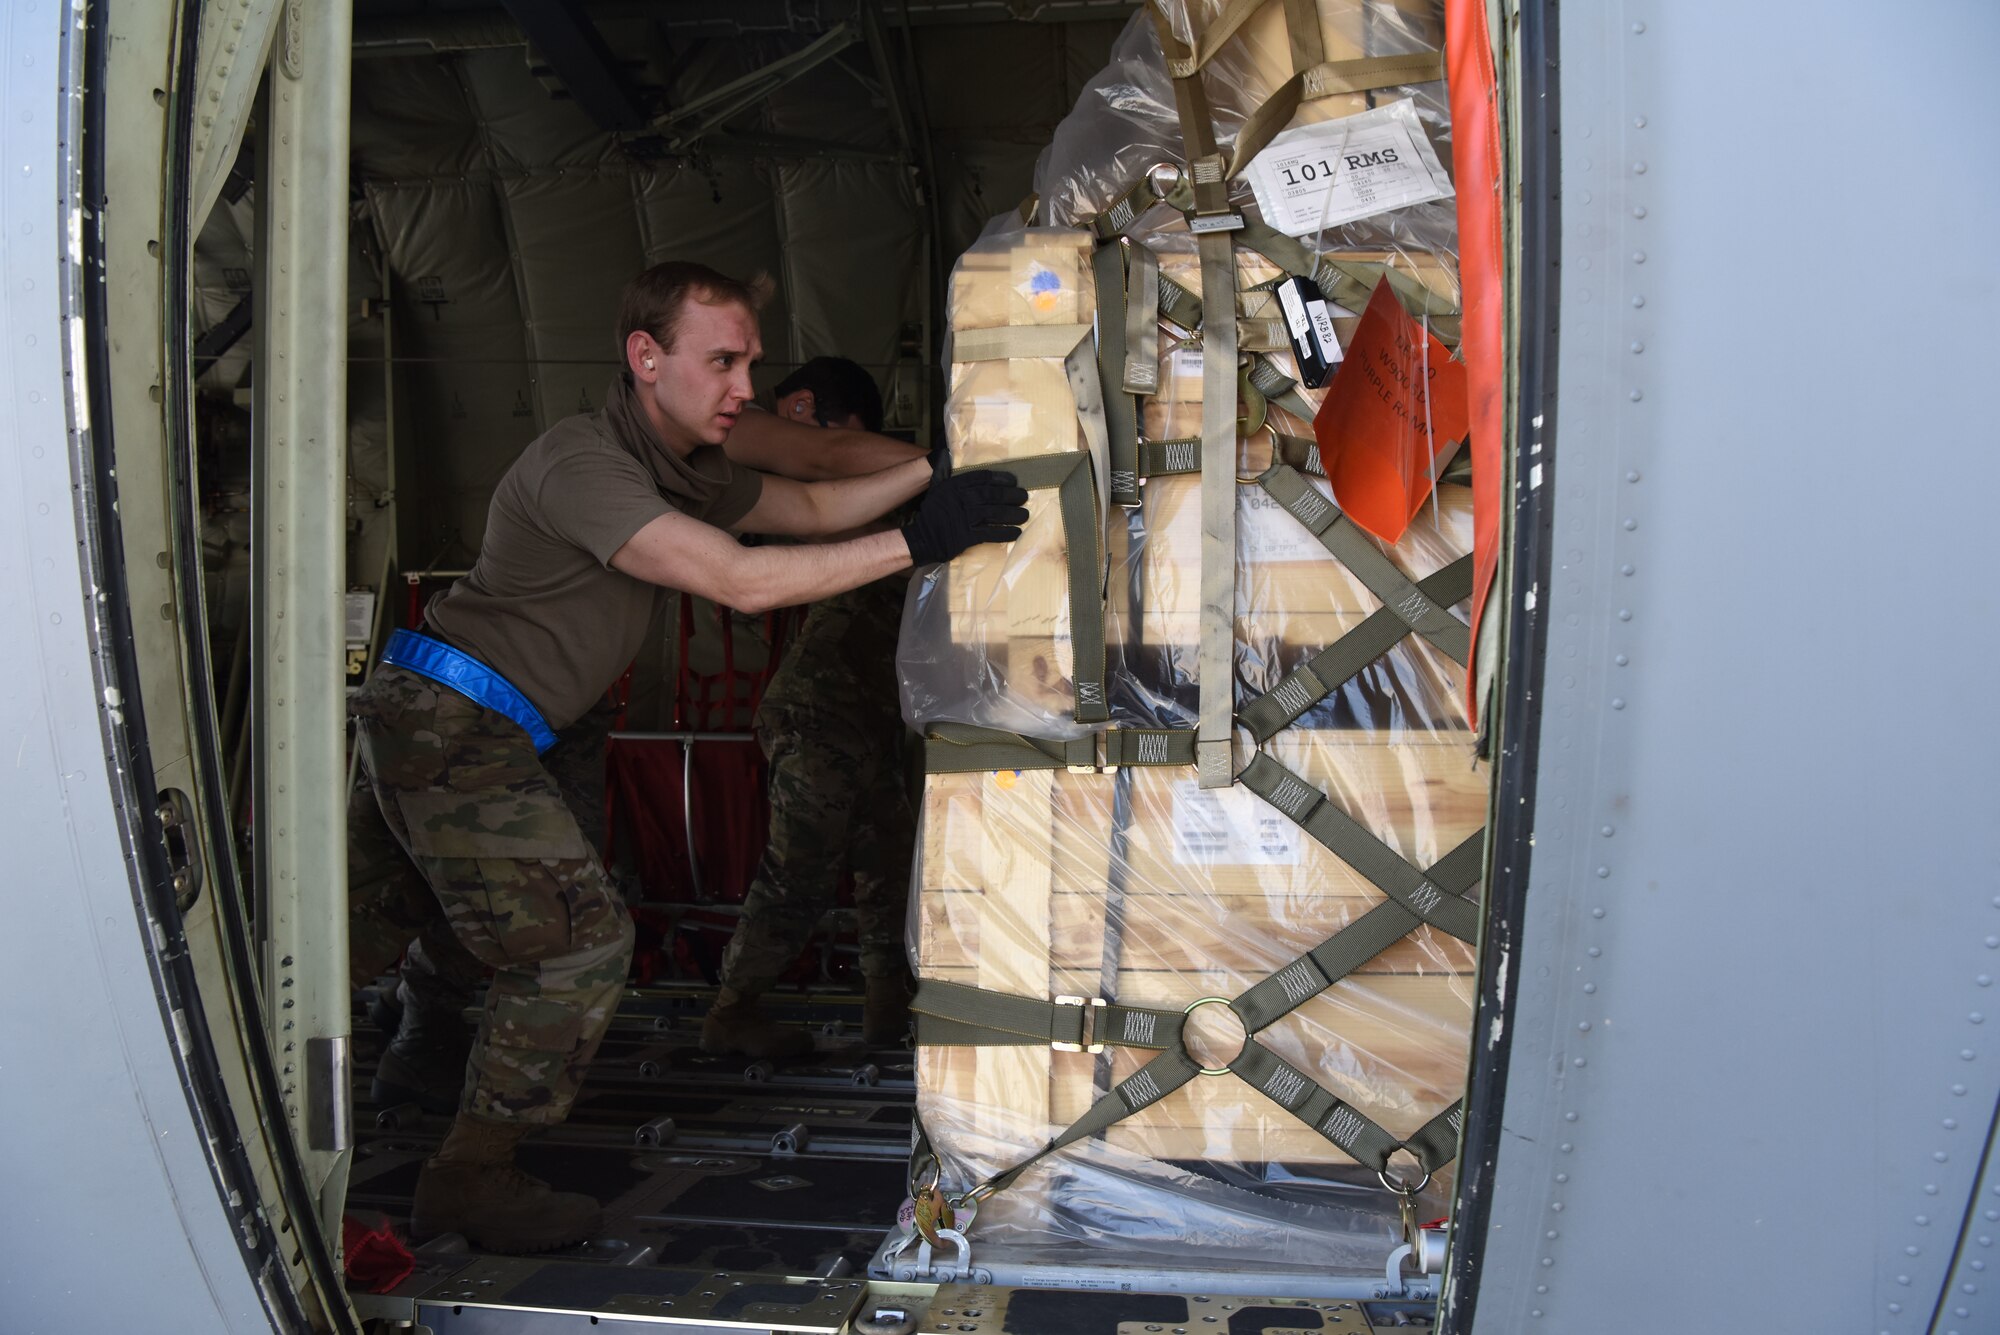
(1239, 487, 1333, 565)
(1243, 99, 1455, 238)
(968, 395, 1034, 442)
(1171, 780, 1302, 866)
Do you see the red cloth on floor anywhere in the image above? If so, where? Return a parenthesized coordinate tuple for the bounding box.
(342, 1213, 415, 1294)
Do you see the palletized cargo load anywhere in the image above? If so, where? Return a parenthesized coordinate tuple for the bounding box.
(892, 0, 1482, 1278)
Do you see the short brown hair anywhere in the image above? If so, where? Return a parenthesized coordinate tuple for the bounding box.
(615, 261, 767, 357)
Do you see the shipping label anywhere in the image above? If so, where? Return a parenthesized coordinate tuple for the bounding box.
(1171, 780, 1302, 867)
(1244, 99, 1456, 238)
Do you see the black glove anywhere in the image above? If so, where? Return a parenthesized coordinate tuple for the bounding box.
(902, 453, 1029, 567)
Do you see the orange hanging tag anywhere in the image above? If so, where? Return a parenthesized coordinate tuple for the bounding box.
(1314, 279, 1470, 544)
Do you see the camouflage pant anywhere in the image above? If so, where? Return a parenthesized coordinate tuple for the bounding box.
(348, 667, 634, 1125)
(720, 581, 917, 990)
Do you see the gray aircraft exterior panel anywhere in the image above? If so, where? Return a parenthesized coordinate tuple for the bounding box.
(0, 8, 271, 1333)
(1471, 2, 2000, 1332)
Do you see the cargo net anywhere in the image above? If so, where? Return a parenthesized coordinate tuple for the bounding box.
(896, 0, 1480, 1270)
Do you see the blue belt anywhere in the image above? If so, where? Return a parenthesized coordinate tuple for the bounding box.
(378, 628, 559, 753)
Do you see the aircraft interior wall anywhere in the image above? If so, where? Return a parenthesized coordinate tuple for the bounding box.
(189, 11, 1121, 731)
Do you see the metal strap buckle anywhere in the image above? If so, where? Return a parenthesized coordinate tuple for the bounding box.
(1066, 735, 1101, 775)
(1051, 995, 1107, 1053)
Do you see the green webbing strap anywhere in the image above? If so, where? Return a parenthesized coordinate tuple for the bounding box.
(1158, 272, 1205, 333)
(1403, 1101, 1467, 1174)
(1138, 438, 1203, 477)
(913, 978, 1185, 1052)
(1258, 464, 1471, 664)
(1230, 830, 1483, 1034)
(1124, 242, 1161, 397)
(1238, 752, 1480, 942)
(1160, 0, 1277, 78)
(1228, 1039, 1404, 1171)
(1236, 556, 1474, 741)
(953, 323, 1092, 363)
(1227, 49, 1449, 178)
(1135, 434, 1320, 480)
(974, 1046, 1204, 1197)
(1238, 316, 1289, 353)
(1092, 242, 1144, 507)
(1100, 727, 1198, 768)
(958, 452, 1109, 724)
(1273, 431, 1324, 476)
(1236, 218, 1458, 319)
(1195, 218, 1239, 790)
(1246, 355, 1319, 424)
(922, 723, 1095, 774)
(1065, 327, 1115, 542)
(1088, 176, 1151, 242)
(922, 724, 1197, 774)
(1280, 0, 1324, 73)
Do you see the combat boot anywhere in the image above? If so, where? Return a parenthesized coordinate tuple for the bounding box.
(699, 986, 814, 1059)
(862, 974, 912, 1047)
(370, 980, 474, 1115)
(409, 1115, 601, 1254)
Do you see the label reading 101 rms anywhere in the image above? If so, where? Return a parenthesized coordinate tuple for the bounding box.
(1243, 99, 1455, 238)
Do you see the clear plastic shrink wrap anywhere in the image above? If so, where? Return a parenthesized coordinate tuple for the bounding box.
(898, 0, 1480, 1269)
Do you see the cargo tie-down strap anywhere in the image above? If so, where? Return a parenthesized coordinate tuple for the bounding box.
(1257, 464, 1471, 664)
(947, 323, 1112, 726)
(908, 0, 1486, 1215)
(1237, 555, 1473, 741)
(1138, 430, 1324, 481)
(922, 722, 1196, 775)
(912, 809, 1480, 1195)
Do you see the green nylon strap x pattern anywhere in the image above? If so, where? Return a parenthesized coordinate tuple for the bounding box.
(921, 800, 1484, 1189)
(1230, 831, 1484, 1035)
(1237, 555, 1474, 742)
(960, 453, 1109, 725)
(1238, 753, 1480, 943)
(1258, 464, 1470, 665)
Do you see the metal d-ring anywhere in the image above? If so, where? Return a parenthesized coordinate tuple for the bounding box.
(1378, 1166, 1433, 1196)
(1183, 995, 1242, 1076)
(909, 1153, 941, 1198)
(1146, 160, 1187, 201)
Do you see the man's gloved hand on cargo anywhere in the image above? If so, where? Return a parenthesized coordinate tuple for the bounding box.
(902, 449, 1029, 566)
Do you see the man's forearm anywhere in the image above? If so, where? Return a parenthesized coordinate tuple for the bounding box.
(730, 529, 910, 613)
(725, 410, 923, 481)
(799, 455, 929, 535)
(815, 427, 924, 478)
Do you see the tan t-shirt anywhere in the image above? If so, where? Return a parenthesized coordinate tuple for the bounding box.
(425, 376, 763, 730)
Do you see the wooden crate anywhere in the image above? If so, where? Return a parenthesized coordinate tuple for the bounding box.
(948, 229, 1094, 330)
(915, 730, 1481, 1171)
(946, 357, 1084, 468)
(939, 488, 1079, 723)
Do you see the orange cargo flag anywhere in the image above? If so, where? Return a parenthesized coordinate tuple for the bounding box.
(1314, 278, 1470, 544)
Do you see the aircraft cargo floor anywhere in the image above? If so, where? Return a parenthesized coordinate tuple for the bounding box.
(345, 985, 910, 1325)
